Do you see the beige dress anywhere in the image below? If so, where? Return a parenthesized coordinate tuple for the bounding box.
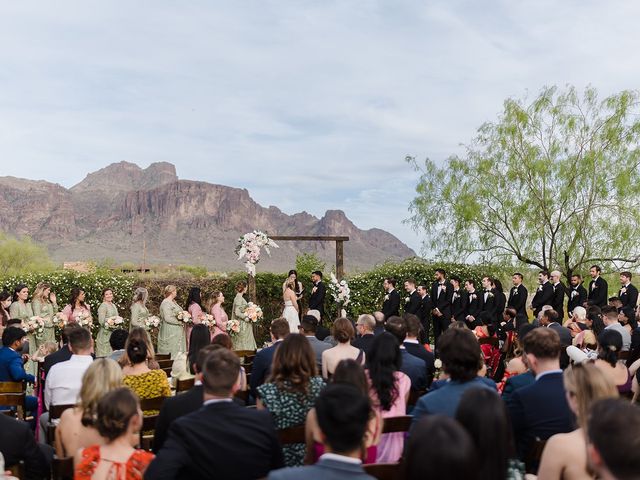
(157, 298, 186, 359)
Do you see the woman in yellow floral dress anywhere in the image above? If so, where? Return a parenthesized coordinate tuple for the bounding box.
(121, 338, 171, 415)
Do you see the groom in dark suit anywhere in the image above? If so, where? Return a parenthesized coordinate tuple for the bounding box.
(430, 268, 453, 346)
(382, 277, 400, 319)
(619, 271, 638, 309)
(308, 271, 326, 320)
(588, 265, 608, 307)
(403, 278, 421, 315)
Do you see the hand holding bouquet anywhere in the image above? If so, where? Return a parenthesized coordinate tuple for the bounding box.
(243, 303, 263, 323)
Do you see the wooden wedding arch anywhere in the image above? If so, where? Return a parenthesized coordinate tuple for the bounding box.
(247, 235, 349, 302)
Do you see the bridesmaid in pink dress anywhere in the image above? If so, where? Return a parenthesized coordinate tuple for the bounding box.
(185, 287, 205, 350)
(61, 287, 93, 324)
(210, 291, 228, 339)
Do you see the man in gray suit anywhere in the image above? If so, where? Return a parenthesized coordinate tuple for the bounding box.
(299, 315, 331, 371)
(268, 384, 375, 480)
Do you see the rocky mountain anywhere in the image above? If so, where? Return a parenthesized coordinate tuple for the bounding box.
(0, 162, 415, 272)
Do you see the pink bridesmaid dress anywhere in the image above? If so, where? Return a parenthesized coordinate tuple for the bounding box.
(211, 303, 228, 339)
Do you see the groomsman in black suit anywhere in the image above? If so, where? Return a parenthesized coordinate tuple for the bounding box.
(416, 285, 432, 343)
(308, 271, 326, 321)
(588, 265, 608, 307)
(381, 277, 400, 320)
(450, 275, 467, 322)
(567, 274, 588, 314)
(550, 270, 567, 320)
(480, 276, 497, 319)
(507, 273, 529, 328)
(619, 271, 639, 309)
(430, 269, 453, 345)
(464, 279, 482, 328)
(531, 270, 554, 317)
(403, 278, 421, 315)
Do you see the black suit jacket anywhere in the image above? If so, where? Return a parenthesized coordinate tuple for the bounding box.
(250, 342, 282, 398)
(566, 284, 587, 313)
(507, 285, 528, 321)
(430, 281, 453, 320)
(465, 291, 482, 326)
(451, 289, 468, 322)
(531, 282, 554, 316)
(381, 289, 400, 319)
(588, 276, 608, 307)
(352, 334, 376, 359)
(404, 290, 421, 315)
(417, 295, 432, 325)
(146, 402, 284, 480)
(154, 385, 204, 453)
(403, 341, 435, 386)
(0, 414, 51, 479)
(308, 281, 326, 319)
(619, 283, 639, 309)
(551, 282, 566, 318)
(480, 289, 497, 318)
(494, 290, 506, 324)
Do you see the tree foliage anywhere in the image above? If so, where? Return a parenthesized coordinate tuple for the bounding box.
(0, 233, 55, 276)
(407, 86, 640, 277)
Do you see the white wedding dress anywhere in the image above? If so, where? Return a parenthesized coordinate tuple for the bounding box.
(282, 300, 300, 333)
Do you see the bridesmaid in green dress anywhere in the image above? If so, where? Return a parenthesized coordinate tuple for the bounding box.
(231, 281, 257, 351)
(31, 282, 58, 345)
(9, 284, 35, 374)
(97, 288, 119, 357)
(130, 287, 150, 330)
(158, 285, 186, 358)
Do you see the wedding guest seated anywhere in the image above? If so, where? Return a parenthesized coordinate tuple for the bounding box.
(537, 362, 618, 479)
(499, 324, 535, 398)
(43, 326, 73, 376)
(304, 359, 381, 465)
(402, 314, 435, 385)
(372, 311, 385, 335)
(146, 348, 283, 479)
(540, 309, 572, 368)
(306, 309, 330, 341)
(566, 329, 599, 364)
(507, 328, 573, 461)
(456, 388, 525, 479)
(118, 327, 160, 370)
(352, 314, 376, 357)
(601, 305, 631, 351)
(617, 306, 637, 335)
(627, 314, 640, 367)
(250, 318, 289, 398)
(211, 334, 247, 391)
(593, 329, 633, 396)
(473, 312, 502, 376)
(322, 317, 365, 378)
(74, 387, 154, 479)
(154, 345, 219, 453)
(0, 411, 52, 479)
(42, 326, 94, 441)
(586, 398, 640, 480)
(401, 416, 478, 480)
(299, 315, 331, 371)
(367, 333, 410, 463)
(412, 328, 495, 421)
(257, 334, 325, 467)
(55, 358, 123, 457)
(108, 329, 129, 362)
(269, 384, 375, 480)
(564, 306, 588, 334)
(32, 341, 58, 363)
(122, 339, 171, 415)
(385, 316, 427, 390)
(0, 327, 37, 414)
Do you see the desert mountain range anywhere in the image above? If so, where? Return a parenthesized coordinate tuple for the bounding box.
(0, 162, 415, 272)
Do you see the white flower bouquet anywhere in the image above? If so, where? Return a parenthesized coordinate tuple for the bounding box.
(23, 316, 45, 335)
(145, 315, 161, 330)
(226, 319, 241, 336)
(201, 314, 214, 328)
(75, 311, 92, 327)
(177, 311, 192, 324)
(235, 230, 279, 276)
(53, 312, 69, 330)
(105, 316, 125, 330)
(243, 303, 263, 323)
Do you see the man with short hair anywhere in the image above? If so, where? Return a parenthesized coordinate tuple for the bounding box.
(146, 348, 284, 479)
(403, 314, 434, 385)
(608, 296, 622, 309)
(415, 286, 432, 343)
(450, 275, 467, 323)
(352, 314, 376, 358)
(531, 270, 554, 318)
(567, 274, 588, 314)
(154, 344, 219, 452)
(403, 278, 421, 315)
(540, 309, 572, 347)
(372, 311, 385, 336)
(250, 318, 290, 398)
(299, 315, 331, 370)
(309, 271, 326, 321)
(430, 269, 453, 346)
(307, 309, 330, 341)
(385, 316, 427, 391)
(618, 271, 638, 309)
(601, 306, 631, 351)
(587, 398, 640, 480)
(108, 329, 128, 362)
(507, 328, 573, 459)
(381, 278, 400, 319)
(268, 384, 375, 480)
(507, 273, 529, 328)
(479, 276, 497, 320)
(549, 270, 566, 320)
(0, 327, 37, 414)
(464, 279, 481, 328)
(588, 265, 608, 307)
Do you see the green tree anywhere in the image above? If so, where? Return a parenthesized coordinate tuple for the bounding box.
(407, 86, 640, 278)
(0, 233, 55, 275)
(295, 252, 326, 282)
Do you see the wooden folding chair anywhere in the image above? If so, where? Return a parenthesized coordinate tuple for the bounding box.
(0, 381, 26, 420)
(51, 456, 74, 480)
(46, 404, 75, 445)
(175, 377, 195, 393)
(478, 336, 499, 348)
(140, 414, 159, 451)
(140, 396, 167, 412)
(363, 463, 400, 480)
(381, 415, 412, 434)
(277, 425, 306, 445)
(155, 353, 171, 361)
(157, 359, 173, 369)
(407, 389, 426, 407)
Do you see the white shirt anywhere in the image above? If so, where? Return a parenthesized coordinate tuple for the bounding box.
(45, 355, 93, 409)
(319, 453, 362, 465)
(203, 398, 233, 406)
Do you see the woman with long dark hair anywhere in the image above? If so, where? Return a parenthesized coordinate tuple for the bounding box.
(594, 329, 632, 395)
(366, 332, 410, 463)
(186, 287, 205, 349)
(0, 290, 11, 334)
(61, 287, 92, 324)
(257, 334, 324, 466)
(187, 324, 211, 374)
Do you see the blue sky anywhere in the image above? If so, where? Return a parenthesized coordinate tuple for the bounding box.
(1, 1, 639, 252)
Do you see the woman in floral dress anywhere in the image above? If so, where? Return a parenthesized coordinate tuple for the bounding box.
(130, 287, 150, 331)
(96, 288, 119, 357)
(10, 284, 35, 374)
(231, 281, 256, 351)
(157, 285, 186, 358)
(31, 282, 58, 345)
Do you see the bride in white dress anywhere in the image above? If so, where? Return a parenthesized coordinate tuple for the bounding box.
(282, 279, 300, 333)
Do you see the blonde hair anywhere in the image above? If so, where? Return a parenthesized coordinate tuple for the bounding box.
(38, 341, 58, 357)
(78, 358, 124, 426)
(164, 285, 177, 298)
(564, 362, 618, 429)
(208, 291, 223, 311)
(32, 282, 52, 304)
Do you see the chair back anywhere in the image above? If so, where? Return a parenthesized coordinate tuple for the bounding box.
(157, 359, 173, 369)
(140, 396, 166, 412)
(478, 336, 499, 348)
(277, 424, 306, 444)
(363, 463, 400, 480)
(155, 353, 171, 361)
(140, 414, 159, 451)
(525, 437, 547, 474)
(618, 350, 629, 361)
(0, 381, 26, 419)
(176, 377, 195, 393)
(49, 403, 75, 421)
(407, 389, 426, 407)
(234, 389, 249, 404)
(51, 456, 74, 480)
(381, 415, 412, 434)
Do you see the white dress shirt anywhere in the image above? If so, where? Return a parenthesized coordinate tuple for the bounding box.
(44, 354, 93, 409)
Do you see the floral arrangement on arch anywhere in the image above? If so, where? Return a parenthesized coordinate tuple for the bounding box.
(329, 273, 350, 316)
(235, 231, 279, 276)
(243, 303, 264, 323)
